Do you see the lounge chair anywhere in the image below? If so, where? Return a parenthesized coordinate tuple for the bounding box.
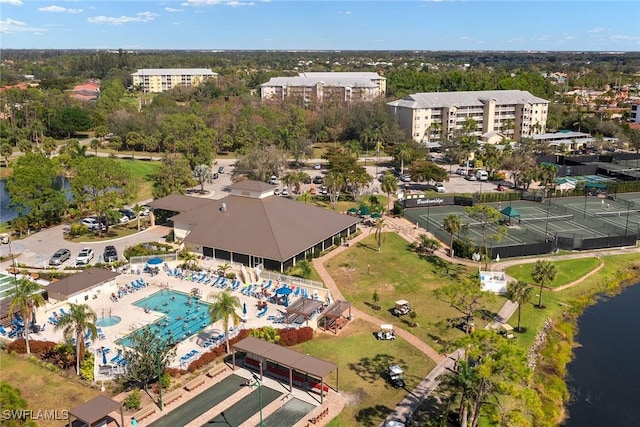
(0, 326, 7, 336)
(60, 308, 68, 316)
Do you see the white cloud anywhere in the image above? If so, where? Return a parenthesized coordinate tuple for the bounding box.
(0, 18, 44, 34)
(87, 11, 159, 25)
(588, 27, 605, 33)
(39, 5, 83, 13)
(339, 10, 352, 15)
(0, 0, 23, 5)
(223, 1, 255, 6)
(165, 7, 183, 12)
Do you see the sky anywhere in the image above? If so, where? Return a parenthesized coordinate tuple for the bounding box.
(1, 1, 639, 51)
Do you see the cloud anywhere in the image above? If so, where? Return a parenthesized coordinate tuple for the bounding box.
(0, 0, 23, 5)
(339, 10, 352, 15)
(182, 0, 255, 6)
(588, 27, 605, 33)
(165, 7, 183, 12)
(0, 18, 44, 34)
(88, 11, 159, 25)
(38, 5, 83, 13)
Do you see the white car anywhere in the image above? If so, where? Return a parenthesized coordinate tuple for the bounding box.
(313, 163, 322, 170)
(76, 248, 94, 266)
(80, 217, 104, 231)
(281, 188, 289, 196)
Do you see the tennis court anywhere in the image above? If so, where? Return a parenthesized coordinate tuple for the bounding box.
(404, 198, 638, 259)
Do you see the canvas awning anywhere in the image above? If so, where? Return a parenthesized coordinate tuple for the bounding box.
(500, 206, 520, 218)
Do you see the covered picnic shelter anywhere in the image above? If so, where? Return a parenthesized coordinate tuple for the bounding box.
(68, 395, 124, 427)
(318, 300, 352, 334)
(231, 337, 338, 403)
(285, 298, 325, 326)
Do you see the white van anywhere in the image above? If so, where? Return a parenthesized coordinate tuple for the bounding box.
(475, 170, 489, 181)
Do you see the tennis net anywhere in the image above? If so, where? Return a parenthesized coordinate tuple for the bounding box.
(591, 209, 640, 218)
(463, 214, 574, 228)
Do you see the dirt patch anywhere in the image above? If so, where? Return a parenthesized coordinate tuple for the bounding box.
(341, 388, 369, 406)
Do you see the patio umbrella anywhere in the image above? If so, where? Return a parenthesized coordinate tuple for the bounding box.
(102, 349, 108, 366)
(371, 212, 382, 219)
(358, 206, 372, 216)
(500, 206, 520, 219)
(275, 287, 293, 296)
(347, 207, 359, 215)
(242, 303, 247, 316)
(147, 257, 163, 265)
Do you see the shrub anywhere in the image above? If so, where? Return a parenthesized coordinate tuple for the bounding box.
(165, 367, 188, 378)
(226, 272, 236, 280)
(80, 353, 94, 381)
(7, 339, 56, 356)
(124, 389, 142, 410)
(278, 327, 314, 346)
(123, 242, 176, 259)
(68, 222, 88, 237)
(452, 238, 477, 260)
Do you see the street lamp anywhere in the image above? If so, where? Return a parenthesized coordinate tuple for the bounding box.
(248, 373, 263, 427)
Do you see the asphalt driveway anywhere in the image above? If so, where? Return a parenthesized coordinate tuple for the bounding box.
(0, 224, 173, 269)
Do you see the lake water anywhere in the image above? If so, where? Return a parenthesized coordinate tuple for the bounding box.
(563, 282, 640, 426)
(0, 177, 71, 224)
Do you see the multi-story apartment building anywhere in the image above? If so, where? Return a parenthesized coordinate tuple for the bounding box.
(131, 68, 217, 93)
(630, 102, 640, 125)
(387, 90, 549, 143)
(260, 72, 386, 105)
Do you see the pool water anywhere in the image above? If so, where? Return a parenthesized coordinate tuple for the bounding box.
(117, 290, 210, 348)
(96, 316, 121, 327)
(262, 398, 316, 427)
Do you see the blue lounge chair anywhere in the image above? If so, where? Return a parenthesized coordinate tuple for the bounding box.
(0, 326, 7, 336)
(60, 308, 68, 316)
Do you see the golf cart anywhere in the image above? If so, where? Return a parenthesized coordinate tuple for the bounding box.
(393, 300, 412, 317)
(388, 364, 405, 388)
(499, 323, 515, 339)
(376, 324, 396, 340)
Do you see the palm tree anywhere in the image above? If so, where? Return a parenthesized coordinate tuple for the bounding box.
(343, 140, 362, 159)
(9, 278, 45, 355)
(443, 214, 462, 257)
(532, 260, 557, 308)
(54, 303, 98, 375)
(394, 141, 413, 175)
(133, 203, 143, 231)
(370, 217, 386, 252)
(373, 140, 385, 176)
(208, 289, 241, 353)
(506, 281, 533, 332)
(380, 172, 398, 214)
(216, 262, 232, 277)
(90, 138, 100, 156)
(439, 359, 479, 427)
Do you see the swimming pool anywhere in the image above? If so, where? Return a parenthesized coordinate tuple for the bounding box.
(117, 290, 211, 348)
(96, 315, 121, 327)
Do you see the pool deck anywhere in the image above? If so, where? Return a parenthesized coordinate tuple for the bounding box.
(31, 262, 330, 378)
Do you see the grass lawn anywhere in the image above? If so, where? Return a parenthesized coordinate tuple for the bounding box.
(66, 219, 150, 243)
(505, 254, 640, 350)
(506, 257, 601, 288)
(295, 319, 435, 427)
(297, 194, 389, 215)
(113, 158, 160, 202)
(0, 353, 101, 427)
(325, 233, 504, 351)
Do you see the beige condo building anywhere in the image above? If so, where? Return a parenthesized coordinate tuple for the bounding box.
(387, 90, 549, 143)
(131, 68, 218, 93)
(261, 72, 386, 105)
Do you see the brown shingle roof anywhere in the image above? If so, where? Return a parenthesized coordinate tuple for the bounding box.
(46, 268, 119, 299)
(149, 194, 216, 213)
(228, 180, 276, 193)
(233, 337, 337, 378)
(174, 193, 360, 261)
(69, 395, 122, 425)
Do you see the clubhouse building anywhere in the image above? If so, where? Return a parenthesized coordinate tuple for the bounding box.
(150, 181, 360, 272)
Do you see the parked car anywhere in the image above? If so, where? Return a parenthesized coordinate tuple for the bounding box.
(218, 166, 225, 174)
(103, 245, 118, 263)
(80, 217, 104, 231)
(274, 188, 281, 195)
(139, 205, 151, 216)
(268, 175, 278, 185)
(212, 172, 219, 179)
(313, 163, 322, 170)
(465, 174, 477, 181)
(400, 175, 412, 182)
(75, 248, 94, 266)
(456, 167, 467, 175)
(475, 170, 489, 181)
(281, 188, 289, 196)
(313, 175, 324, 185)
(119, 209, 136, 220)
(49, 249, 71, 266)
(434, 182, 446, 193)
